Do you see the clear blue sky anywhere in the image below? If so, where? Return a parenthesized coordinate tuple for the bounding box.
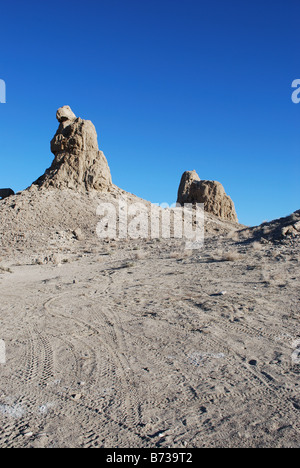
(0, 0, 299, 226)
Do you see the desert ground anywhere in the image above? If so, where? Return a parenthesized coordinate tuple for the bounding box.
(0, 188, 299, 448)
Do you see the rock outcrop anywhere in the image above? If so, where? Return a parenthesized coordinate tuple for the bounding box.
(240, 210, 300, 242)
(32, 106, 112, 192)
(0, 188, 15, 200)
(177, 170, 238, 222)
(177, 170, 200, 205)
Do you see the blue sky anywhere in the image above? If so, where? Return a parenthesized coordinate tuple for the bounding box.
(0, 0, 299, 226)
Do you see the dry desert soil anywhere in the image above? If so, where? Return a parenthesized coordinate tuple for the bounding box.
(0, 188, 299, 448)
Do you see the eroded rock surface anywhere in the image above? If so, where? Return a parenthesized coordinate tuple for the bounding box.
(177, 170, 238, 222)
(32, 106, 112, 192)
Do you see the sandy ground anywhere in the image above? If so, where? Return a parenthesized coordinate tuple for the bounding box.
(0, 189, 299, 448)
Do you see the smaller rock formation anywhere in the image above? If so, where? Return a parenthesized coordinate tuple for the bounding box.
(177, 170, 238, 222)
(0, 188, 15, 200)
(32, 106, 112, 192)
(177, 170, 200, 205)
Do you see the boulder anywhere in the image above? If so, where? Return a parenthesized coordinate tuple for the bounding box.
(56, 105, 76, 123)
(32, 106, 112, 192)
(294, 221, 300, 232)
(0, 188, 15, 200)
(281, 225, 298, 237)
(177, 170, 238, 222)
